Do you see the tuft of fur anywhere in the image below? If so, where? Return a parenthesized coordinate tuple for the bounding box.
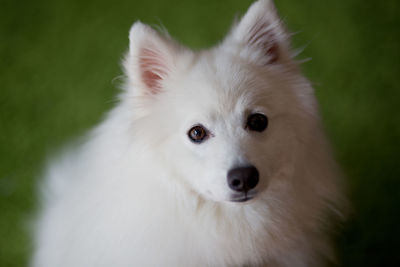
(32, 1, 346, 266)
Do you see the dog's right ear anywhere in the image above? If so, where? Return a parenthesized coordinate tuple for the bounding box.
(223, 0, 290, 66)
(124, 22, 178, 95)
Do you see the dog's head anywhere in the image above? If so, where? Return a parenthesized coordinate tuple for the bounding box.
(123, 0, 318, 203)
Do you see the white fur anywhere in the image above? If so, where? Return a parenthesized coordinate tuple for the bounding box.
(32, 1, 345, 266)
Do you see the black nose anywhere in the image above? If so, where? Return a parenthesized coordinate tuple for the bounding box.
(227, 166, 259, 193)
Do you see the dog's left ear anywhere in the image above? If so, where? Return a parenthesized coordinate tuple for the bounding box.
(224, 0, 290, 65)
(124, 22, 180, 95)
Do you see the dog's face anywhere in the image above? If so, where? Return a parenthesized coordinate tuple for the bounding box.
(124, 0, 317, 203)
(166, 65, 296, 203)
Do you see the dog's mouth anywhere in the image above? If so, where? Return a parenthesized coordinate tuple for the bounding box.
(229, 192, 256, 203)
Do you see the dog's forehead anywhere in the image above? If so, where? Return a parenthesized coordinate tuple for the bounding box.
(177, 78, 245, 122)
(179, 52, 259, 110)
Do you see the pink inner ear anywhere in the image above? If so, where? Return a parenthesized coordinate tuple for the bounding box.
(247, 20, 279, 64)
(139, 47, 167, 94)
(263, 41, 279, 64)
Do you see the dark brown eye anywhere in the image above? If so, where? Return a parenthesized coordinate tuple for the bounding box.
(246, 113, 268, 132)
(188, 125, 208, 143)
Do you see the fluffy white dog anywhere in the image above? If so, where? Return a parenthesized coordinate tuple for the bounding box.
(32, 0, 346, 266)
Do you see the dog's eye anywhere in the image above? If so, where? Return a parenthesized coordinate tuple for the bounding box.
(188, 125, 208, 143)
(246, 113, 268, 132)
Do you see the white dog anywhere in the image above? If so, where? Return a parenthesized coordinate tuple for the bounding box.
(32, 0, 345, 266)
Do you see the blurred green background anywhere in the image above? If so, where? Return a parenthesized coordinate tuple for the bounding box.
(1, 0, 399, 266)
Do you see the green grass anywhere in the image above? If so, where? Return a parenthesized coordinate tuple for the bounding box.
(1, 0, 399, 266)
